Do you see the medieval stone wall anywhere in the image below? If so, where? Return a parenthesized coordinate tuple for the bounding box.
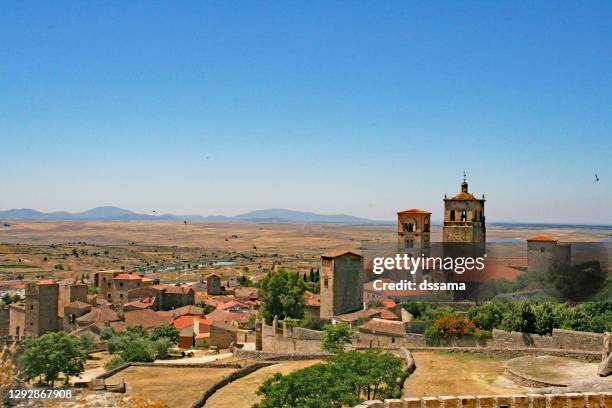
(353, 392, 611, 408)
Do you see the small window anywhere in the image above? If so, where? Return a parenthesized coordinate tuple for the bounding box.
(450, 210, 456, 221)
(119, 282, 124, 287)
(323, 277, 329, 288)
(461, 210, 467, 222)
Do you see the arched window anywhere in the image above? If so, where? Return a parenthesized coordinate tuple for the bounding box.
(461, 210, 467, 222)
(450, 210, 456, 221)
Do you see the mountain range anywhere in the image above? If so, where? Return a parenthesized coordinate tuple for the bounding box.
(0, 206, 388, 224)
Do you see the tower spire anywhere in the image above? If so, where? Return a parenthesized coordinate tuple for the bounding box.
(461, 171, 468, 193)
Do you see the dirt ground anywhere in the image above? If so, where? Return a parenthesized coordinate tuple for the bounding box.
(204, 359, 322, 408)
(404, 352, 528, 397)
(106, 366, 236, 408)
(506, 355, 610, 386)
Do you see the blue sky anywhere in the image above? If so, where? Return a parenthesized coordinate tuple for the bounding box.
(1, 1, 611, 224)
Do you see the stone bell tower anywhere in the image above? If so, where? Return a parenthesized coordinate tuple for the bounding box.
(443, 173, 486, 244)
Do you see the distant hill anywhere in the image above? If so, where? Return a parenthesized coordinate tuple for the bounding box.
(0, 206, 387, 224)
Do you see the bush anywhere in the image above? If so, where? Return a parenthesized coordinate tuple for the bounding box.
(104, 356, 126, 371)
(467, 303, 505, 331)
(100, 326, 115, 341)
(321, 323, 353, 353)
(120, 337, 154, 363)
(153, 338, 171, 359)
(149, 325, 180, 344)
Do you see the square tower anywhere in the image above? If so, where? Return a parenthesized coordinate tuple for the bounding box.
(397, 209, 431, 251)
(443, 177, 486, 243)
(25, 280, 59, 337)
(319, 250, 363, 321)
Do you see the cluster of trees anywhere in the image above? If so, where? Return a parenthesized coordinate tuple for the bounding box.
(468, 301, 612, 335)
(258, 267, 307, 324)
(19, 332, 95, 386)
(470, 261, 609, 302)
(103, 325, 180, 370)
(255, 349, 406, 408)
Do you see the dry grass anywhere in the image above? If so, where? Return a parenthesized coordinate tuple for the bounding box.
(404, 352, 527, 397)
(204, 360, 322, 408)
(106, 366, 236, 408)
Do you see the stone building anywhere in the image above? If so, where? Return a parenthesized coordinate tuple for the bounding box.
(443, 176, 486, 244)
(320, 250, 363, 321)
(93, 270, 154, 304)
(59, 281, 87, 305)
(63, 301, 92, 332)
(206, 273, 222, 295)
(397, 209, 431, 251)
(24, 280, 59, 337)
(527, 235, 571, 274)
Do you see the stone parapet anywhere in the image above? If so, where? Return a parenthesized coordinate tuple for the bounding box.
(352, 393, 612, 408)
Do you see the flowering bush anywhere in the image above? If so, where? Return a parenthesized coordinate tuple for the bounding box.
(424, 316, 489, 343)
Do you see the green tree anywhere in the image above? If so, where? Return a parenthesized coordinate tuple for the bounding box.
(547, 261, 606, 302)
(467, 303, 505, 331)
(153, 338, 171, 359)
(254, 349, 406, 408)
(321, 323, 353, 353)
(79, 334, 97, 357)
(149, 325, 180, 344)
(20, 332, 86, 386)
(120, 337, 154, 363)
(258, 267, 307, 324)
(100, 326, 115, 341)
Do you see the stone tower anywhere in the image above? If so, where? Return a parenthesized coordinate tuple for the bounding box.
(397, 209, 431, 251)
(25, 280, 59, 337)
(526, 235, 571, 274)
(319, 250, 363, 321)
(443, 175, 486, 243)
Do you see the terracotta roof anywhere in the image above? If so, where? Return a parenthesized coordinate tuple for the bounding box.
(76, 306, 121, 324)
(206, 309, 253, 325)
(173, 315, 200, 330)
(195, 332, 210, 339)
(382, 300, 396, 308)
(359, 318, 405, 337)
(172, 305, 204, 317)
(65, 301, 91, 309)
(164, 286, 193, 295)
(206, 273, 221, 279)
(211, 320, 238, 332)
(397, 209, 432, 215)
(336, 308, 381, 323)
(526, 235, 558, 242)
(321, 250, 361, 259)
(113, 273, 143, 280)
(449, 191, 478, 201)
(217, 300, 250, 311)
(377, 309, 400, 321)
(123, 309, 172, 330)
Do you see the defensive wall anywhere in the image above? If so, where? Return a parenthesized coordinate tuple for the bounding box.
(261, 321, 604, 360)
(353, 392, 612, 408)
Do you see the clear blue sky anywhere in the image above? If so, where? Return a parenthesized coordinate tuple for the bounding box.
(1, 1, 611, 224)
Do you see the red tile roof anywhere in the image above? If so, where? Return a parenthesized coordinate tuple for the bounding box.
(321, 250, 361, 259)
(359, 318, 405, 337)
(526, 235, 558, 242)
(113, 273, 143, 280)
(397, 209, 432, 215)
(173, 315, 199, 330)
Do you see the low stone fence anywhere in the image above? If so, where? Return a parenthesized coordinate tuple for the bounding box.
(190, 362, 274, 408)
(233, 348, 331, 361)
(489, 328, 604, 352)
(354, 392, 612, 408)
(94, 361, 243, 380)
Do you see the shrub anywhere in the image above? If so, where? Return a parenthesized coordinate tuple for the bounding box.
(153, 338, 171, 359)
(467, 303, 505, 331)
(321, 322, 353, 353)
(104, 356, 126, 371)
(149, 325, 180, 344)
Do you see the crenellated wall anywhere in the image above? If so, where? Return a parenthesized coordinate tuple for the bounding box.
(353, 392, 611, 408)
